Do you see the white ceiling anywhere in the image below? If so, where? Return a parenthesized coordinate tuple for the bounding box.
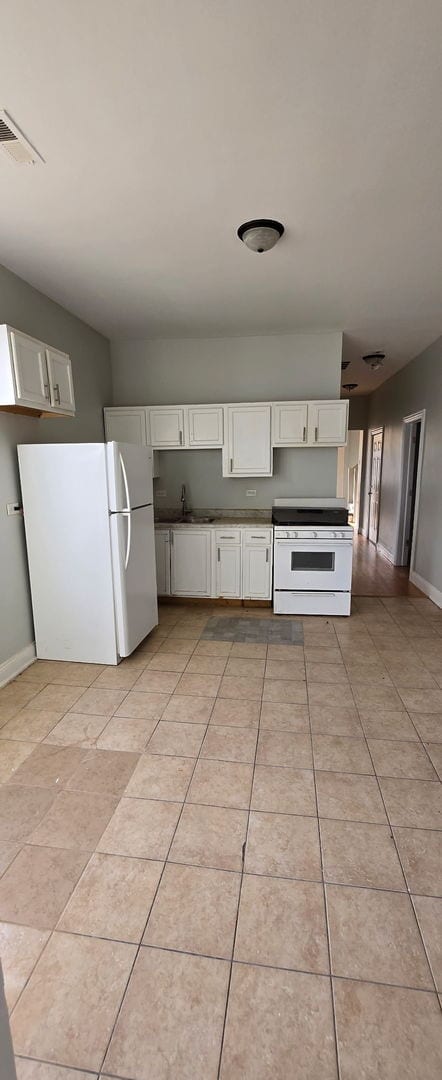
(0, 0, 441, 394)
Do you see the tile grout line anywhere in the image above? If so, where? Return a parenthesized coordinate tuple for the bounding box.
(215, 642, 267, 1080)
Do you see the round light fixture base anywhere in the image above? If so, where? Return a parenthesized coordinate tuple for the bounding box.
(342, 383, 358, 393)
(237, 218, 284, 253)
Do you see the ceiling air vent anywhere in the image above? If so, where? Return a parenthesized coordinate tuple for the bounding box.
(0, 110, 43, 165)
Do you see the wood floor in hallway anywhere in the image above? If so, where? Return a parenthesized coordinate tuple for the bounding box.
(352, 534, 424, 597)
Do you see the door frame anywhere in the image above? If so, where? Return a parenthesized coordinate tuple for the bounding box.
(368, 427, 384, 544)
(397, 410, 426, 571)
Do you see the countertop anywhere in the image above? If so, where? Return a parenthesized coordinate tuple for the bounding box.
(154, 517, 273, 529)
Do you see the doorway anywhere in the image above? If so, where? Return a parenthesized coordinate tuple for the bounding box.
(398, 412, 425, 569)
(368, 429, 383, 543)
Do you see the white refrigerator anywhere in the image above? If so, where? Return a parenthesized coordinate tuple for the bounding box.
(18, 441, 158, 664)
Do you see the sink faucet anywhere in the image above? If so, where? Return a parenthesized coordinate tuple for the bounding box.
(180, 484, 187, 518)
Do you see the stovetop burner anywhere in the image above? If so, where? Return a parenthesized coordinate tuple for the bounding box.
(272, 506, 349, 527)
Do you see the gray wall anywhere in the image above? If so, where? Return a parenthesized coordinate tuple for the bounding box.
(362, 336, 442, 595)
(111, 332, 342, 509)
(0, 263, 111, 667)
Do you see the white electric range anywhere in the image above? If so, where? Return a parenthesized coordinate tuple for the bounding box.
(272, 498, 353, 616)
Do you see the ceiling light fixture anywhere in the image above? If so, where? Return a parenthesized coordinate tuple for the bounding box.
(237, 219, 284, 253)
(341, 360, 350, 371)
(363, 351, 385, 372)
(342, 383, 358, 393)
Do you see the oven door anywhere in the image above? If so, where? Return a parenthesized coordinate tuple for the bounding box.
(274, 539, 353, 591)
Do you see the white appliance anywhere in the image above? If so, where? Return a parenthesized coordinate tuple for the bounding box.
(272, 497, 353, 616)
(18, 442, 158, 664)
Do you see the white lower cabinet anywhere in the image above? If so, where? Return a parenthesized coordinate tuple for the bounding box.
(155, 530, 171, 596)
(216, 543, 242, 598)
(171, 529, 212, 596)
(242, 536, 272, 600)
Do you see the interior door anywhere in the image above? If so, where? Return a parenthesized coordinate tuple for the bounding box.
(368, 431, 383, 543)
(46, 349, 75, 413)
(10, 330, 49, 408)
(110, 504, 158, 656)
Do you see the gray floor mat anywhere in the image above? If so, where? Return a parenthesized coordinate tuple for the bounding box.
(201, 617, 304, 643)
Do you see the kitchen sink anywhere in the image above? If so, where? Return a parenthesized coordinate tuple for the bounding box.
(181, 515, 215, 524)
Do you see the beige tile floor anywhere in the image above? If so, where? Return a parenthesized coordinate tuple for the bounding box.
(1, 596, 441, 1079)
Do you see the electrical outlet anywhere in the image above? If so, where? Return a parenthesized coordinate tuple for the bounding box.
(156, 490, 167, 498)
(246, 489, 257, 497)
(6, 502, 23, 516)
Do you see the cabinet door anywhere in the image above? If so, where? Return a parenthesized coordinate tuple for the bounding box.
(242, 544, 272, 599)
(10, 330, 50, 408)
(308, 401, 348, 446)
(155, 530, 171, 595)
(171, 530, 212, 596)
(46, 349, 75, 414)
(149, 407, 185, 448)
(225, 404, 272, 476)
(272, 402, 308, 446)
(104, 408, 148, 445)
(187, 405, 224, 447)
(216, 544, 241, 598)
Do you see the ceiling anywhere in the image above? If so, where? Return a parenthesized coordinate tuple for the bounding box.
(0, 0, 441, 394)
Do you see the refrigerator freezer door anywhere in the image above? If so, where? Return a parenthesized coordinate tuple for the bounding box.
(106, 442, 153, 512)
(110, 503, 158, 656)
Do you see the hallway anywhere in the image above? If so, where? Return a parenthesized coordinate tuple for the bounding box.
(352, 534, 424, 598)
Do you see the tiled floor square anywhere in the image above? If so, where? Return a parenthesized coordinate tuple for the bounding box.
(326, 884, 432, 988)
(0, 740, 36, 783)
(146, 652, 188, 672)
(398, 688, 442, 714)
(219, 965, 337, 1080)
(393, 827, 442, 896)
(97, 797, 181, 859)
(313, 734, 373, 774)
(144, 863, 240, 958)
(30, 790, 118, 851)
(358, 708, 419, 741)
(246, 811, 321, 880)
(58, 852, 163, 942)
(92, 666, 141, 690)
(218, 675, 264, 700)
(44, 712, 108, 747)
(7, 744, 87, 789)
(201, 725, 258, 763)
(0, 840, 20, 875)
(0, 786, 55, 842)
(379, 777, 442, 828)
(210, 698, 260, 727)
(259, 702, 309, 732)
(0, 921, 50, 1009)
(161, 695, 214, 723)
(125, 753, 194, 800)
(186, 758, 253, 808)
(251, 765, 316, 815)
(262, 679, 308, 704)
(367, 738, 437, 779)
(169, 802, 248, 871)
(114, 690, 169, 719)
(0, 844, 88, 929)
(133, 669, 181, 694)
(224, 657, 266, 678)
(333, 979, 442, 1080)
(309, 705, 363, 737)
(409, 712, 442, 742)
(66, 748, 139, 795)
(0, 709, 63, 743)
(320, 819, 406, 890)
(65, 687, 126, 717)
(234, 874, 329, 972)
(96, 716, 157, 752)
(256, 730, 312, 768)
(23, 685, 86, 714)
(175, 672, 222, 697)
(104, 946, 229, 1080)
(11, 931, 136, 1070)
(184, 654, 228, 675)
(265, 659, 306, 681)
(308, 683, 355, 708)
(315, 770, 388, 823)
(147, 720, 206, 757)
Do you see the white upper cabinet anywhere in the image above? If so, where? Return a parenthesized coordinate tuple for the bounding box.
(46, 348, 75, 414)
(308, 400, 348, 446)
(224, 404, 272, 476)
(149, 406, 185, 448)
(170, 528, 212, 596)
(0, 326, 75, 416)
(104, 407, 149, 446)
(187, 405, 224, 447)
(272, 402, 308, 446)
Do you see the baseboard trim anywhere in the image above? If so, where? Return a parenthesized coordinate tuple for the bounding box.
(0, 643, 36, 688)
(376, 542, 396, 565)
(409, 571, 442, 609)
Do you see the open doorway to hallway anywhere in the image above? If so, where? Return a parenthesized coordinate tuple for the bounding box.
(336, 429, 364, 531)
(368, 429, 383, 544)
(397, 413, 424, 569)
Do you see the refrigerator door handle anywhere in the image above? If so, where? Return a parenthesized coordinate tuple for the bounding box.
(119, 451, 131, 513)
(121, 510, 132, 569)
